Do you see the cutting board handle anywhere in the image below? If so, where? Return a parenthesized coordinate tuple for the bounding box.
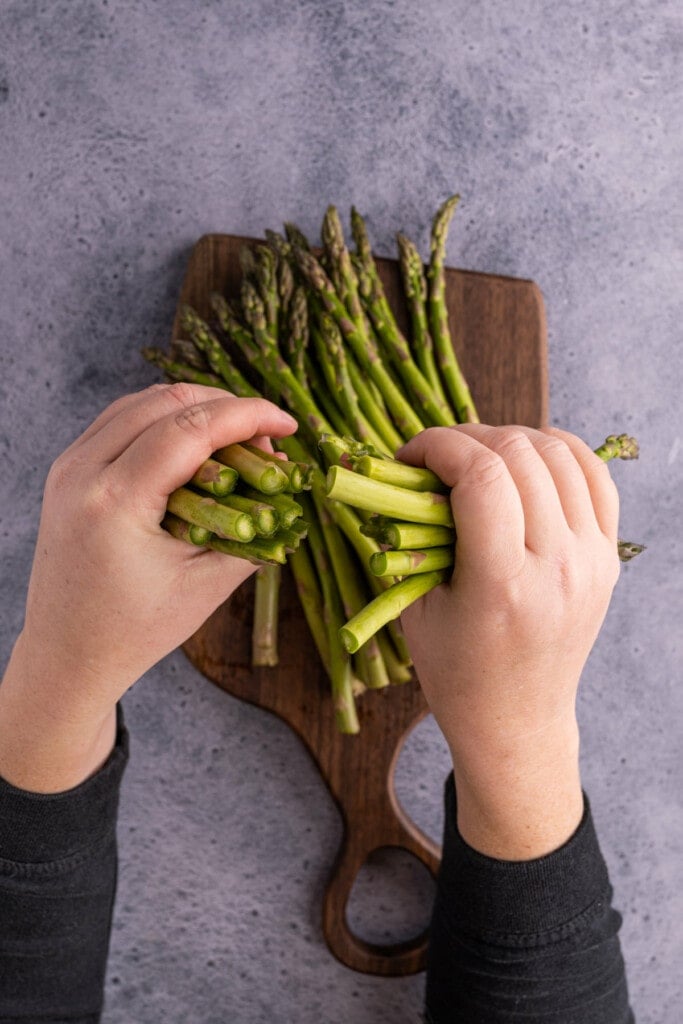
(322, 794, 441, 976)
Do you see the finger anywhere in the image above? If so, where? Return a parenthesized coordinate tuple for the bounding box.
(543, 427, 620, 541)
(78, 382, 239, 465)
(452, 424, 570, 555)
(109, 396, 298, 511)
(487, 425, 597, 535)
(397, 427, 526, 579)
(64, 385, 169, 454)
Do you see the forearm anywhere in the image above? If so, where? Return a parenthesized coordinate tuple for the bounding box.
(426, 773, 633, 1024)
(0, 632, 118, 793)
(0, 704, 128, 1023)
(451, 717, 583, 860)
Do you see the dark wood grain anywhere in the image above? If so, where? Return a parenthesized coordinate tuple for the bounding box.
(171, 234, 548, 976)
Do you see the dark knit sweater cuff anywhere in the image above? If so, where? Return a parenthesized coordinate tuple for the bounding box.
(438, 772, 611, 945)
(0, 703, 129, 865)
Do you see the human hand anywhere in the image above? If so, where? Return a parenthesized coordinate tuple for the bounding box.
(398, 424, 621, 859)
(0, 383, 297, 791)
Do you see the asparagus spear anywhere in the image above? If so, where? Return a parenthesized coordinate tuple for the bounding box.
(294, 248, 425, 440)
(397, 233, 448, 406)
(214, 443, 289, 494)
(349, 207, 454, 428)
(241, 445, 306, 491)
(427, 195, 479, 423)
(352, 454, 448, 493)
(326, 465, 453, 526)
(190, 458, 239, 497)
(340, 571, 448, 653)
(141, 348, 230, 391)
(252, 564, 281, 666)
(216, 493, 278, 538)
(239, 487, 303, 529)
(362, 519, 455, 550)
(370, 546, 454, 577)
(162, 512, 213, 547)
(167, 487, 255, 542)
(288, 542, 331, 672)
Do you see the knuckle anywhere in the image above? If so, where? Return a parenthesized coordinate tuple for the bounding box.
(540, 436, 573, 460)
(463, 451, 507, 490)
(164, 381, 200, 410)
(175, 402, 211, 436)
(494, 428, 534, 460)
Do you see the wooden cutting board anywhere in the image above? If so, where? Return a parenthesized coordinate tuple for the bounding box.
(171, 234, 548, 976)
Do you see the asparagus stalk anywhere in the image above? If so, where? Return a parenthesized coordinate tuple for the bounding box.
(352, 454, 448, 493)
(618, 540, 646, 562)
(190, 458, 239, 497)
(286, 286, 309, 387)
(397, 233, 448, 406)
(214, 443, 290, 495)
(326, 465, 453, 526)
(167, 487, 255, 542)
(162, 512, 213, 547)
(141, 348, 230, 391)
(252, 564, 281, 666)
(209, 533, 288, 565)
(345, 354, 404, 452)
(288, 542, 331, 671)
(241, 445, 306, 491)
(180, 306, 258, 396)
(240, 487, 303, 529)
(427, 195, 479, 423)
(370, 546, 454, 577)
(340, 571, 448, 653)
(216, 493, 278, 538)
(349, 208, 454, 428)
(298, 493, 359, 733)
(241, 281, 336, 438)
(294, 248, 425, 439)
(363, 519, 455, 550)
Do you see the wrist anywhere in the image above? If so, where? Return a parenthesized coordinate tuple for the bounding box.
(450, 716, 583, 860)
(0, 633, 118, 793)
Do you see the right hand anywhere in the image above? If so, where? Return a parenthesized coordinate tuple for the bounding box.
(397, 424, 621, 859)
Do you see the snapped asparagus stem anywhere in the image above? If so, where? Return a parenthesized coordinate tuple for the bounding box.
(190, 458, 239, 497)
(340, 571, 448, 653)
(370, 546, 454, 577)
(209, 533, 288, 565)
(352, 454, 448, 493)
(363, 519, 455, 550)
(241, 445, 306, 491)
(162, 512, 213, 547)
(427, 195, 479, 423)
(214, 443, 290, 494)
(216, 493, 278, 538)
(240, 487, 303, 529)
(167, 487, 255, 542)
(326, 465, 453, 526)
(252, 564, 281, 667)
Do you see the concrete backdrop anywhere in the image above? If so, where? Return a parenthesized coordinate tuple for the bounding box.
(1, 1, 681, 1021)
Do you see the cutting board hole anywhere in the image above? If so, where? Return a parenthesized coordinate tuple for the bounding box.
(345, 847, 435, 945)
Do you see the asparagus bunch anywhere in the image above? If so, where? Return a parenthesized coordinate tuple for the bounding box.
(162, 441, 311, 668)
(144, 197, 643, 733)
(324, 434, 645, 652)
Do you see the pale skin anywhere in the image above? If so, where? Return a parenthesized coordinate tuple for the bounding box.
(0, 388, 620, 862)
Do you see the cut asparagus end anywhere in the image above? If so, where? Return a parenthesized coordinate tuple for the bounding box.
(339, 570, 448, 653)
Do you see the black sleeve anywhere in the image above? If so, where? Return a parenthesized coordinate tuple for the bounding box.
(425, 774, 634, 1024)
(0, 705, 129, 1024)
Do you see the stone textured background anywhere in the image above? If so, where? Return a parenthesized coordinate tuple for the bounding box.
(1, 1, 681, 1021)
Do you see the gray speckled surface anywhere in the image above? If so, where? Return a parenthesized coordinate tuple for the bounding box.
(1, 1, 681, 1021)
